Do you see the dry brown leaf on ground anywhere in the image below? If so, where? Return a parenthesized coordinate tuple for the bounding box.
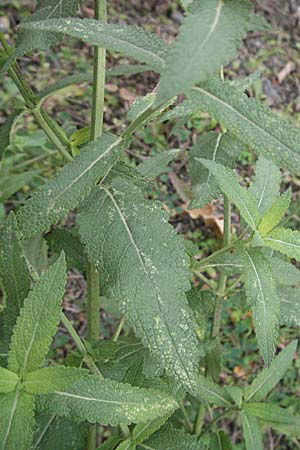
(277, 61, 296, 84)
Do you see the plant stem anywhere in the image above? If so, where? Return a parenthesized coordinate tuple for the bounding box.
(87, 1, 107, 448)
(194, 403, 206, 436)
(112, 314, 125, 341)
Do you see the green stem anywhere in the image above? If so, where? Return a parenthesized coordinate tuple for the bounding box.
(199, 410, 232, 438)
(194, 403, 206, 436)
(87, 1, 107, 448)
(112, 314, 125, 341)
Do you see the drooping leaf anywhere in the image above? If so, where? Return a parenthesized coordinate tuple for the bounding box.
(23, 233, 48, 276)
(17, 134, 124, 239)
(38, 376, 178, 425)
(189, 78, 300, 174)
(249, 156, 281, 215)
(0, 212, 30, 361)
(142, 425, 208, 449)
(244, 340, 297, 402)
(24, 365, 89, 394)
(189, 132, 243, 208)
(138, 149, 181, 179)
(264, 228, 300, 261)
(21, 18, 168, 72)
(32, 414, 87, 450)
(0, 0, 82, 79)
(0, 367, 19, 393)
(0, 391, 35, 450)
(77, 178, 201, 392)
(241, 412, 263, 450)
(242, 249, 280, 366)
(157, 0, 251, 103)
(197, 159, 261, 230)
(46, 228, 86, 272)
(0, 112, 21, 161)
(8, 254, 66, 376)
(279, 286, 300, 327)
(194, 375, 232, 407)
(258, 190, 291, 235)
(270, 256, 300, 287)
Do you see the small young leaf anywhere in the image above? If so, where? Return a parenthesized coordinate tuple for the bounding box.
(157, 0, 251, 103)
(38, 376, 178, 425)
(0, 212, 31, 360)
(189, 132, 243, 208)
(249, 156, 281, 215)
(264, 227, 300, 261)
(142, 424, 208, 449)
(243, 249, 280, 366)
(279, 286, 300, 327)
(23, 233, 48, 276)
(224, 386, 243, 407)
(77, 179, 201, 393)
(258, 190, 291, 235)
(21, 19, 168, 72)
(244, 340, 297, 402)
(241, 412, 263, 450)
(194, 375, 232, 407)
(197, 159, 261, 230)
(32, 414, 87, 450)
(24, 366, 89, 394)
(8, 254, 66, 376)
(0, 391, 35, 450)
(189, 79, 300, 175)
(17, 134, 124, 239)
(138, 149, 181, 179)
(0, 367, 19, 393)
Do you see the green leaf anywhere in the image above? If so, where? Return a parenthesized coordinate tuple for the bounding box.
(38, 376, 178, 425)
(224, 386, 243, 407)
(0, 112, 21, 161)
(77, 178, 200, 392)
(23, 233, 48, 276)
(156, 0, 251, 103)
(0, 0, 82, 79)
(244, 402, 298, 426)
(32, 414, 87, 450)
(17, 134, 124, 239)
(241, 412, 263, 450)
(97, 436, 122, 450)
(189, 78, 300, 174)
(142, 425, 208, 449)
(24, 365, 89, 394)
(242, 249, 280, 366)
(8, 254, 66, 376)
(21, 18, 168, 72)
(46, 228, 86, 272)
(189, 132, 243, 208)
(0, 367, 19, 393)
(249, 156, 281, 215)
(279, 286, 300, 327)
(194, 375, 232, 407)
(244, 340, 297, 402)
(270, 256, 300, 287)
(0, 391, 35, 450)
(210, 431, 233, 450)
(197, 159, 261, 230)
(258, 190, 291, 235)
(138, 149, 181, 179)
(0, 171, 39, 202)
(264, 227, 300, 261)
(116, 441, 135, 450)
(131, 415, 170, 445)
(0, 213, 30, 361)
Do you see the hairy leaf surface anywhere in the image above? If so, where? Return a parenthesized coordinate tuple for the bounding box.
(249, 156, 281, 215)
(244, 340, 297, 402)
(8, 254, 66, 376)
(189, 132, 243, 208)
(258, 190, 290, 235)
(189, 79, 300, 174)
(197, 159, 261, 229)
(142, 425, 208, 449)
(194, 375, 232, 407)
(0, 391, 35, 450)
(0, 213, 30, 359)
(138, 149, 180, 179)
(0, 367, 19, 393)
(241, 412, 263, 450)
(38, 376, 178, 425)
(279, 286, 300, 327)
(270, 256, 300, 287)
(46, 228, 86, 272)
(77, 178, 200, 392)
(0, 112, 21, 161)
(264, 228, 300, 261)
(17, 134, 124, 239)
(244, 403, 298, 426)
(157, 0, 251, 103)
(21, 18, 168, 72)
(24, 366, 89, 394)
(243, 249, 280, 366)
